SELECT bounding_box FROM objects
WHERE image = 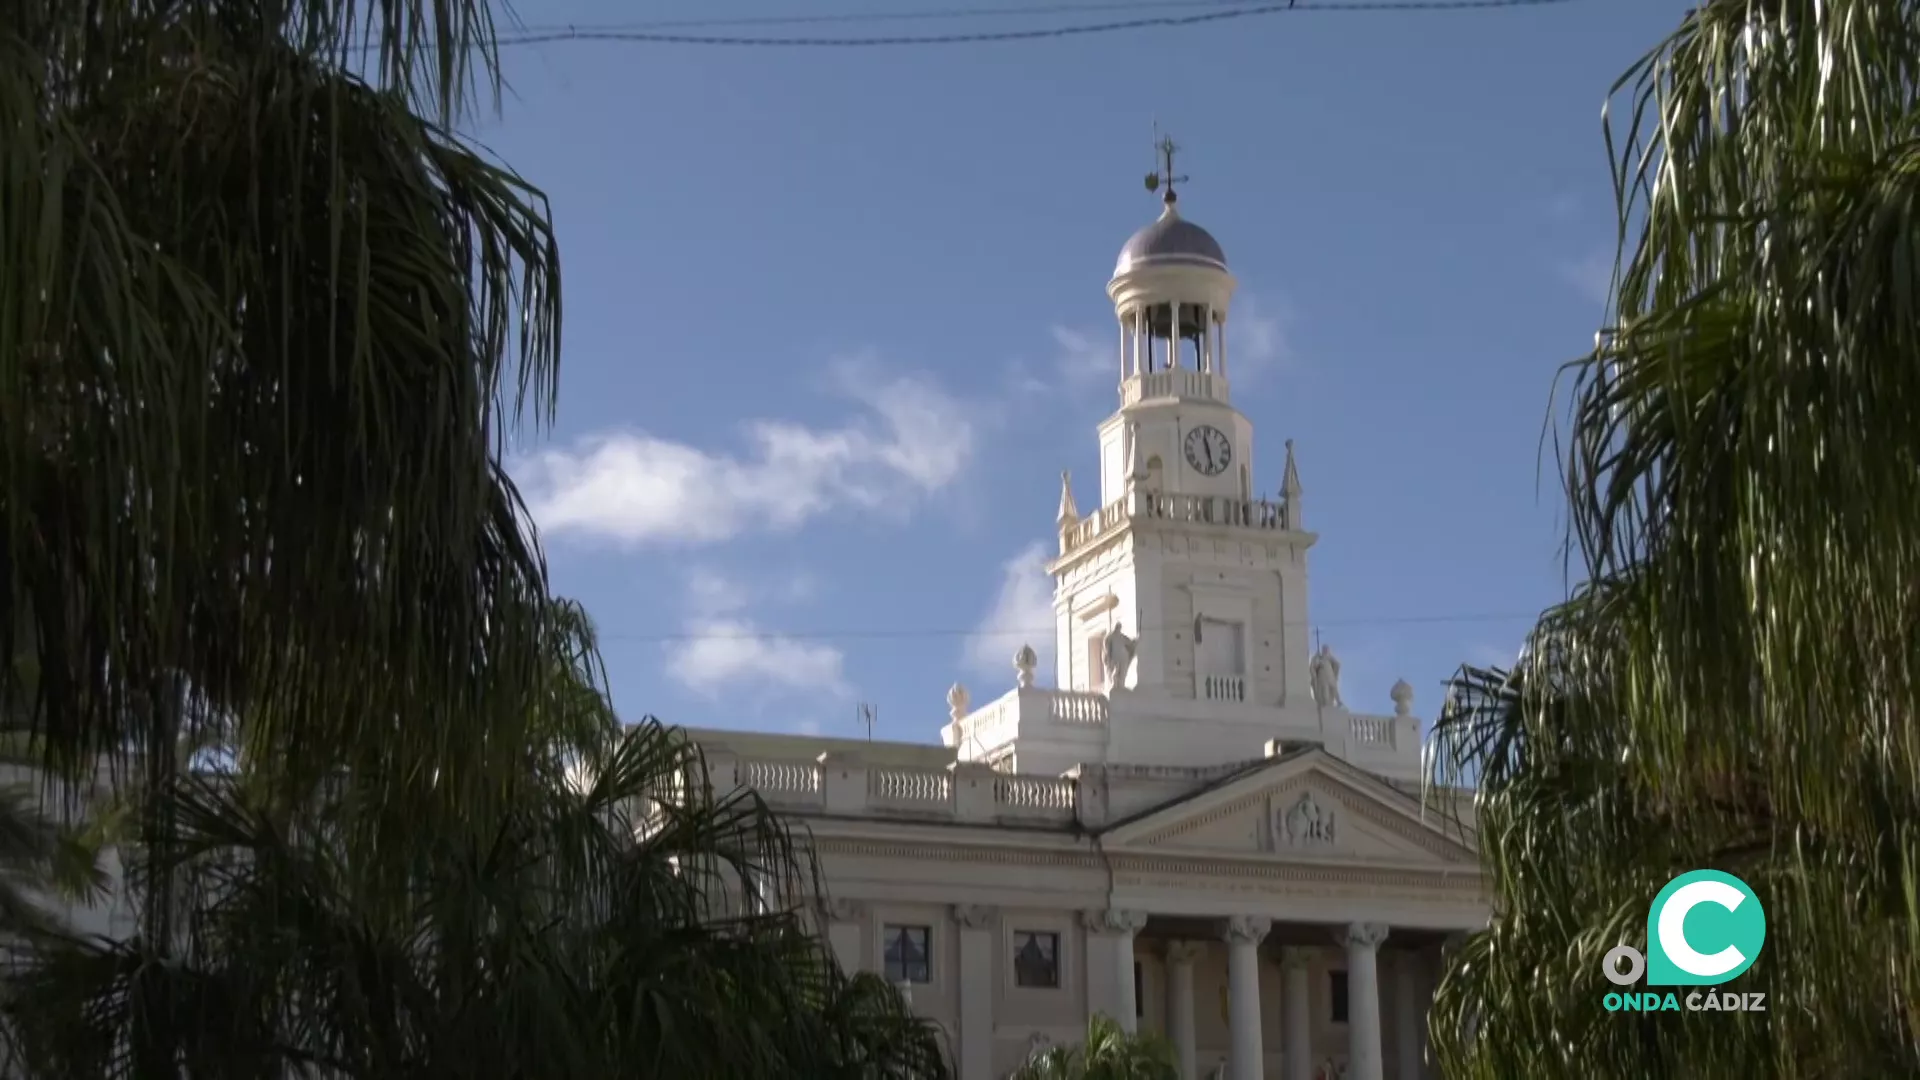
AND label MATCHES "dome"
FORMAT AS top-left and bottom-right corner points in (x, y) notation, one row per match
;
(1113, 200), (1228, 276)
